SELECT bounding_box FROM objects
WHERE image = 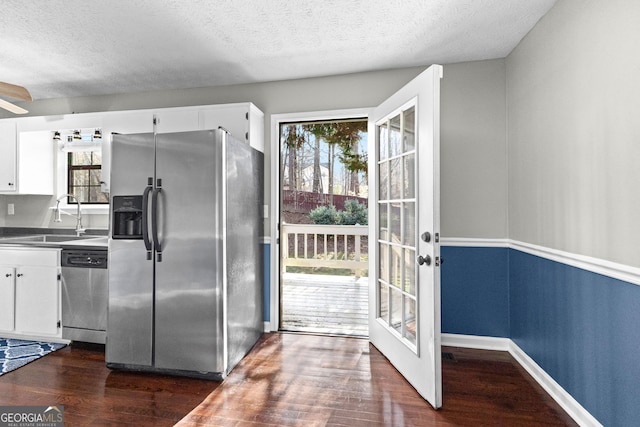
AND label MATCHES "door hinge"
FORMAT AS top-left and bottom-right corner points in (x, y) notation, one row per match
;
(57, 320), (61, 329)
(246, 112), (249, 120)
(57, 273), (61, 281)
